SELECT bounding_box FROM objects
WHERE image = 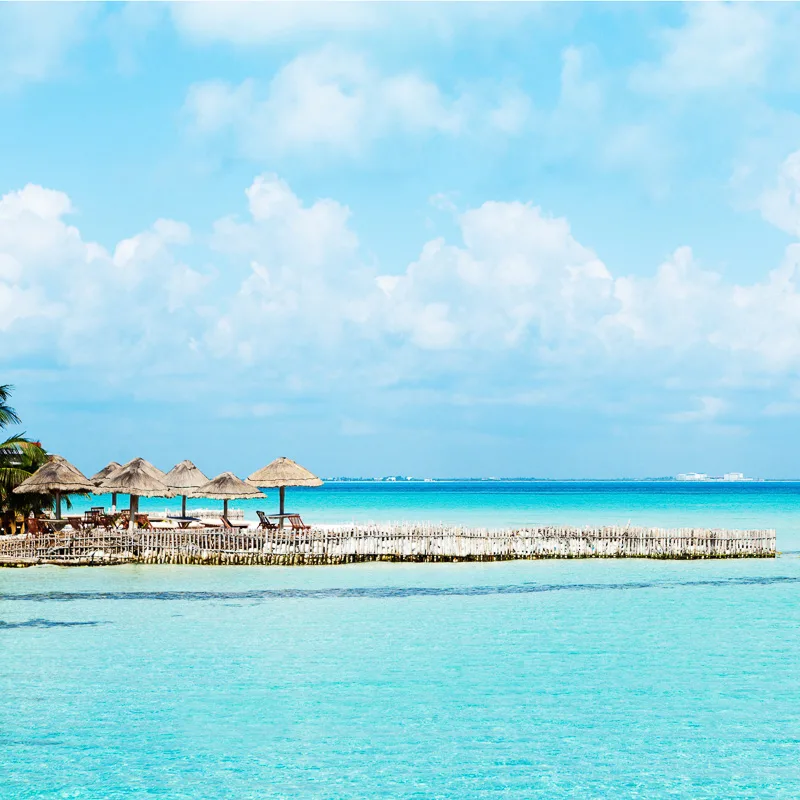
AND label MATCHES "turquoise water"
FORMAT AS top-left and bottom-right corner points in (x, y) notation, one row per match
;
(2, 558), (800, 798)
(75, 481), (800, 549)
